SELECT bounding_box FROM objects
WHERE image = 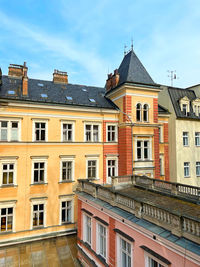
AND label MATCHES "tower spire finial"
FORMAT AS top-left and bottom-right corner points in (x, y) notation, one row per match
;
(124, 44), (127, 56)
(131, 38), (133, 51)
